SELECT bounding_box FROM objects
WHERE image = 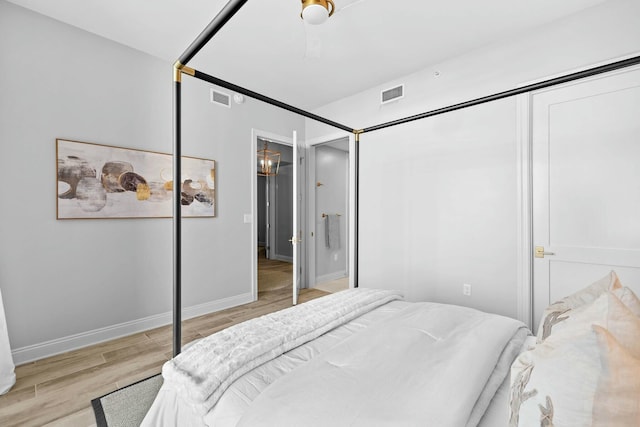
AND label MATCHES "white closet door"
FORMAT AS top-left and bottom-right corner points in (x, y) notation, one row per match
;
(531, 66), (640, 331)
